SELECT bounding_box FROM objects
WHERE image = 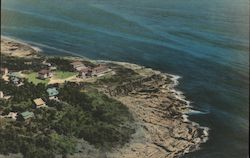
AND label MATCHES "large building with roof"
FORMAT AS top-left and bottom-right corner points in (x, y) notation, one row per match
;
(70, 61), (87, 71)
(78, 67), (92, 78)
